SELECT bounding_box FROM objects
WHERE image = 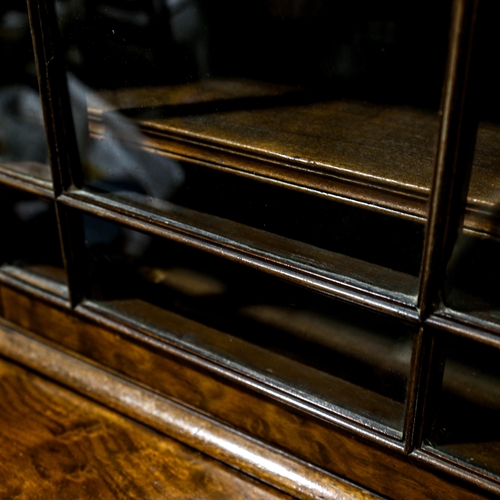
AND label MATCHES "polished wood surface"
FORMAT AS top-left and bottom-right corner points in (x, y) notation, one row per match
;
(0, 318), (382, 500)
(2, 1), (498, 498)
(0, 284), (492, 500)
(89, 79), (500, 238)
(0, 356), (295, 500)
